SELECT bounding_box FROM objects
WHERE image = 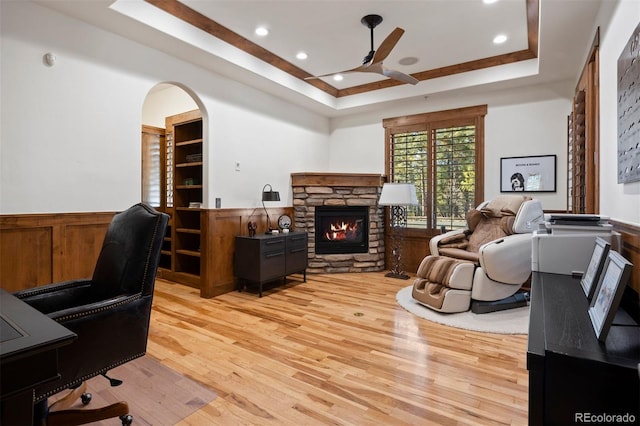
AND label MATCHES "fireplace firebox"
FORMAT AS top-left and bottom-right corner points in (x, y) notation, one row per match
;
(315, 206), (369, 254)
